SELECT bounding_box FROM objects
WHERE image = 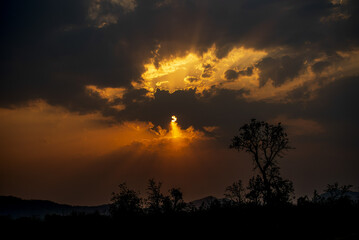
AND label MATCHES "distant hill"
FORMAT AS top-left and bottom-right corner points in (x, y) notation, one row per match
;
(4, 192), (358, 219)
(0, 196), (110, 219)
(189, 196), (217, 209)
(189, 196), (228, 209)
(1, 195), (226, 218)
(320, 191), (359, 201)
